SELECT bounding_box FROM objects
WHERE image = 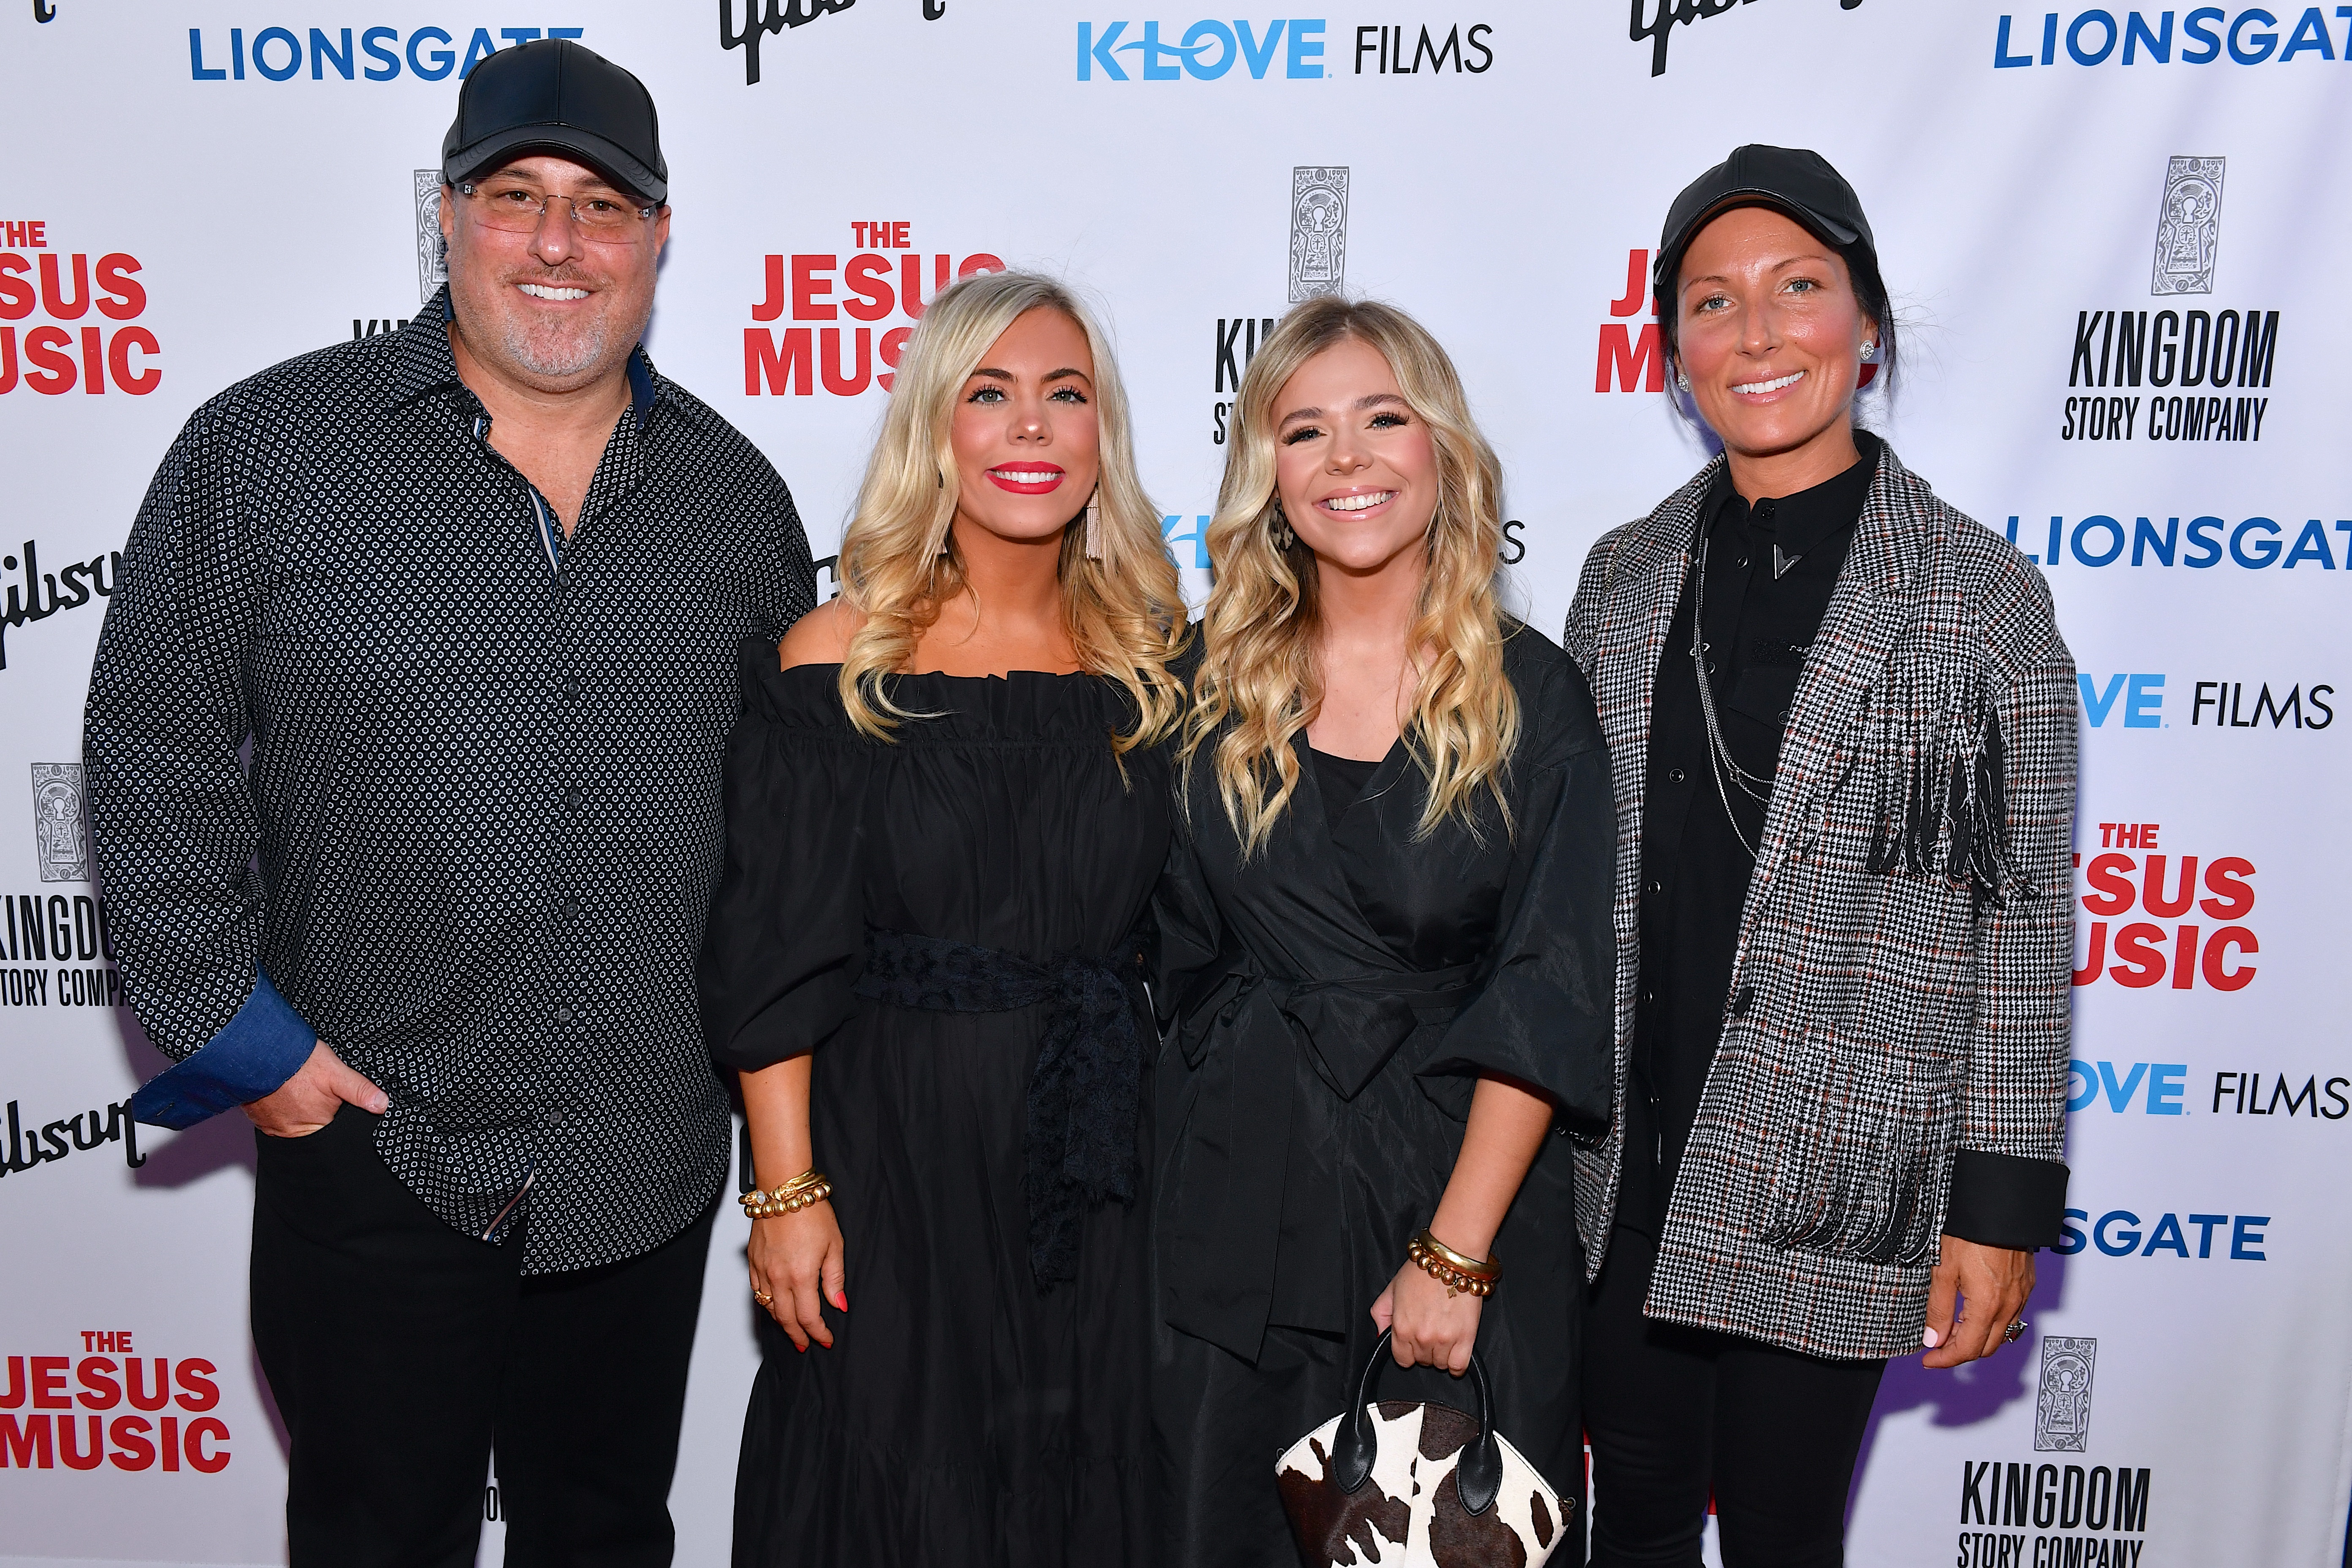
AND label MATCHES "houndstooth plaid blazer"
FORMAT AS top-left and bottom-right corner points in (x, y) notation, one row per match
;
(1563, 444), (2076, 1361)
